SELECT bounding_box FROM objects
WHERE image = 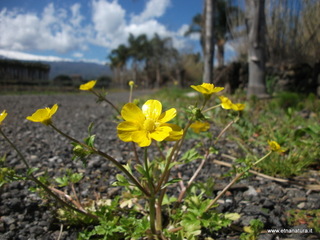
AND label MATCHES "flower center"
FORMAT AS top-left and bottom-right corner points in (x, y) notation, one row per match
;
(143, 119), (156, 132)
